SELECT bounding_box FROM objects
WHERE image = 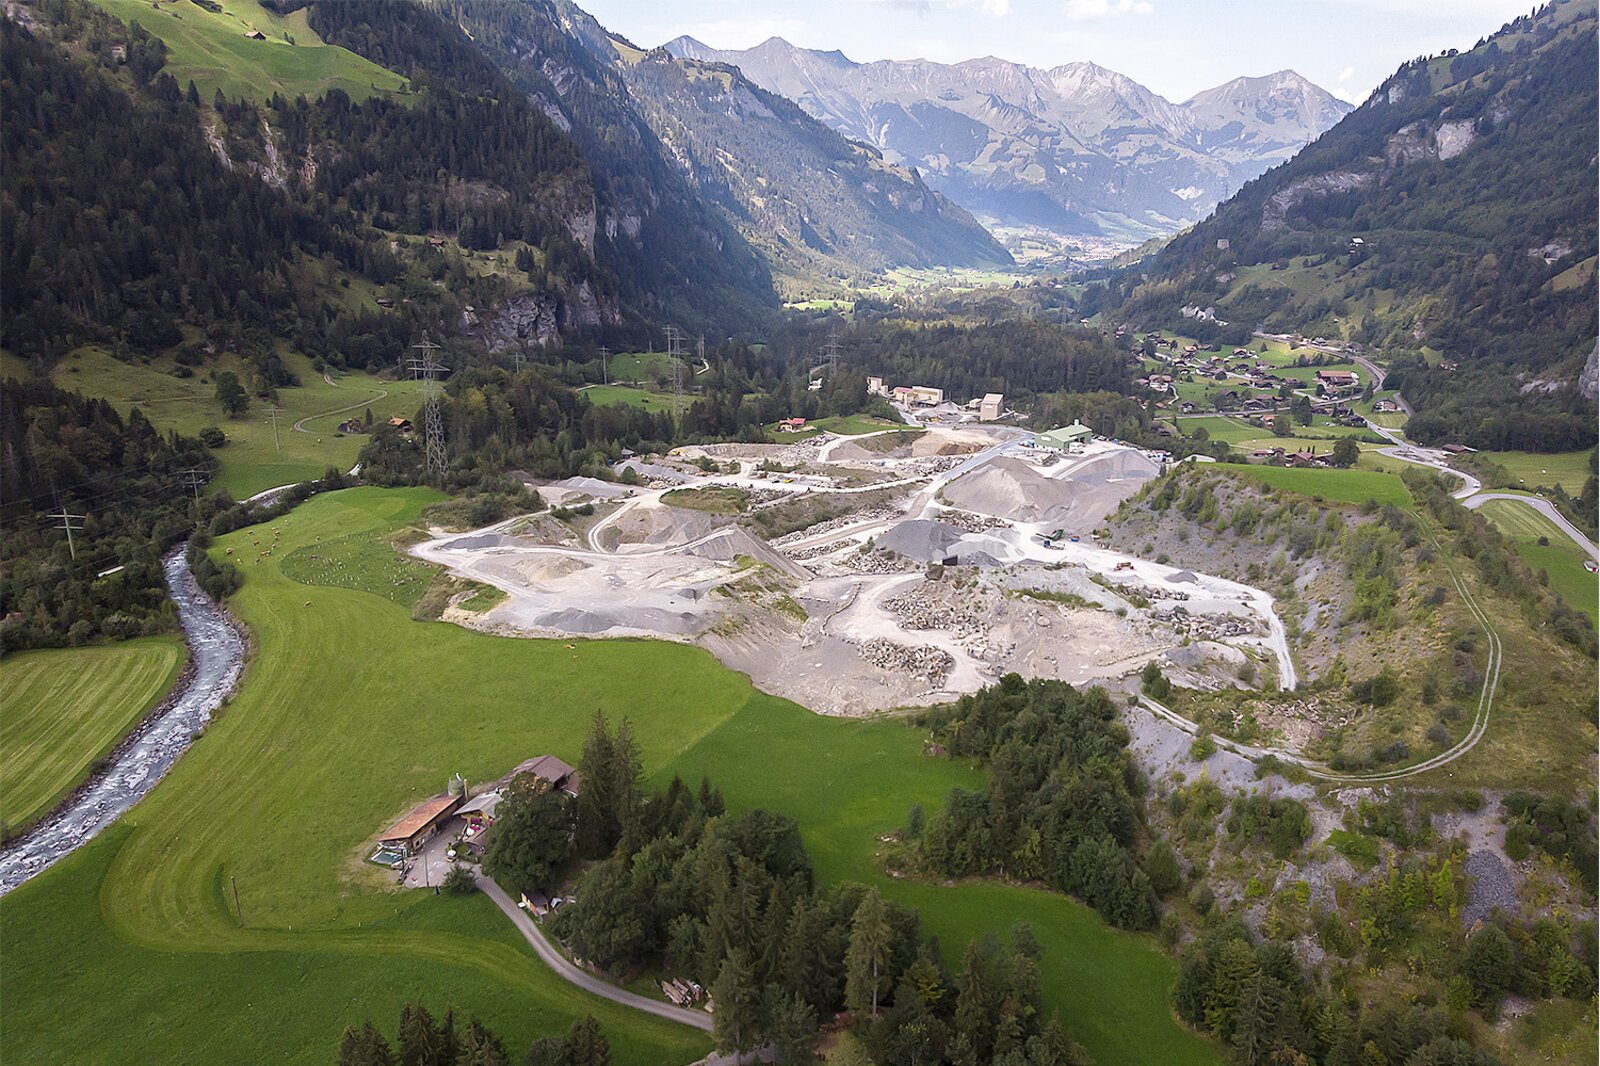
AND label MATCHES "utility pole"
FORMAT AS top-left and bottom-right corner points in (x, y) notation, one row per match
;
(511, 349), (525, 374)
(265, 406), (284, 451)
(179, 469), (207, 505)
(404, 336), (450, 480)
(50, 508), (83, 561)
(598, 345), (610, 386)
(231, 875), (243, 926)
